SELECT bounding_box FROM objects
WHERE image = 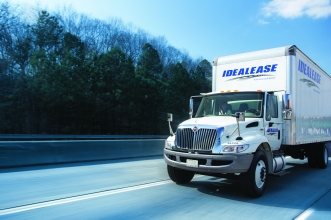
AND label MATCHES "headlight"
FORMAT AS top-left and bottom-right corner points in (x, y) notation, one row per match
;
(165, 140), (173, 149)
(165, 140), (171, 148)
(165, 135), (176, 149)
(222, 144), (249, 153)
